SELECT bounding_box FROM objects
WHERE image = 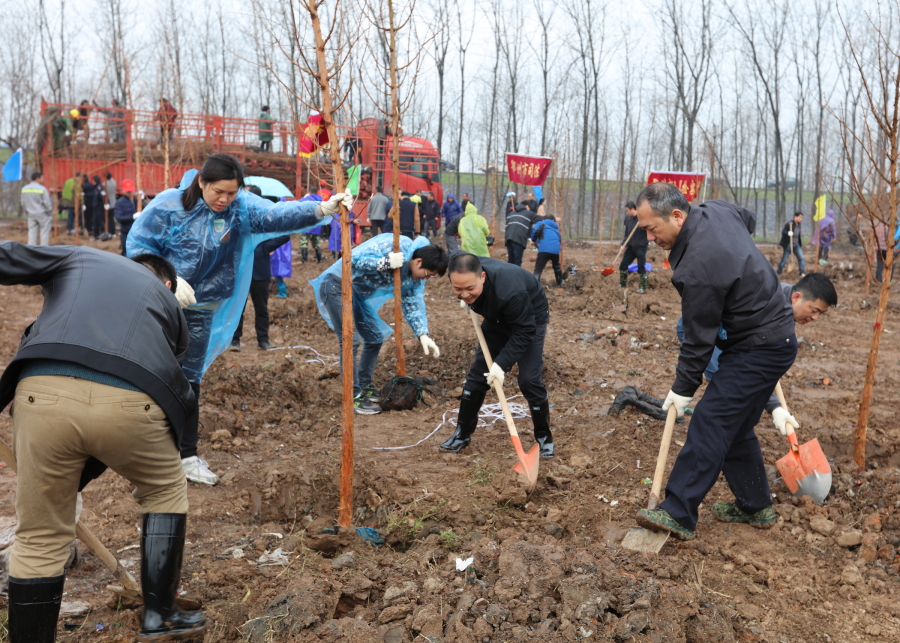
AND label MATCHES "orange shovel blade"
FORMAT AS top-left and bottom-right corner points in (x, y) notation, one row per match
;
(663, 258), (671, 269)
(509, 435), (540, 492)
(776, 433), (832, 504)
(601, 265), (615, 276)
